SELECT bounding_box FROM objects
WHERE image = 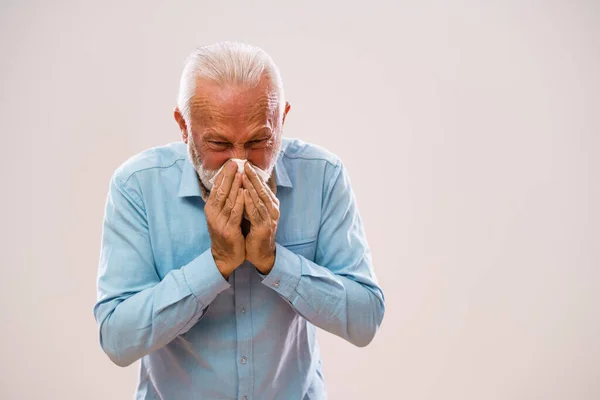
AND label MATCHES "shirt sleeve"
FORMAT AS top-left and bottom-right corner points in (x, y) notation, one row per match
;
(260, 160), (385, 347)
(93, 174), (231, 367)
